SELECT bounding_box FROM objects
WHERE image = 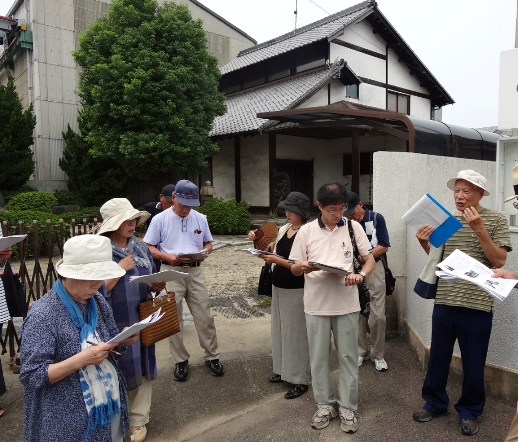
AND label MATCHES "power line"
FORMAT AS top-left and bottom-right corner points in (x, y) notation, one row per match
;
(309, 0), (330, 15)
